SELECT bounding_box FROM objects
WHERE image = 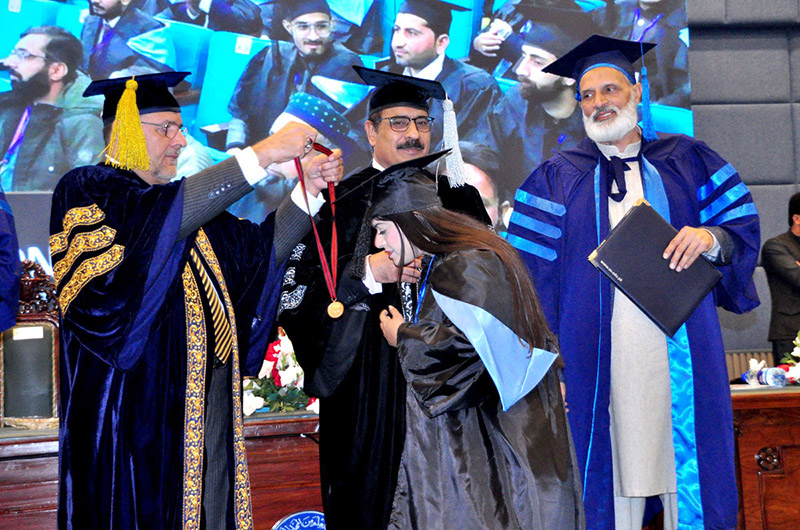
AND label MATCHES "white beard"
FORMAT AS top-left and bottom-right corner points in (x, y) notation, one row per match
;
(582, 93), (639, 145)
